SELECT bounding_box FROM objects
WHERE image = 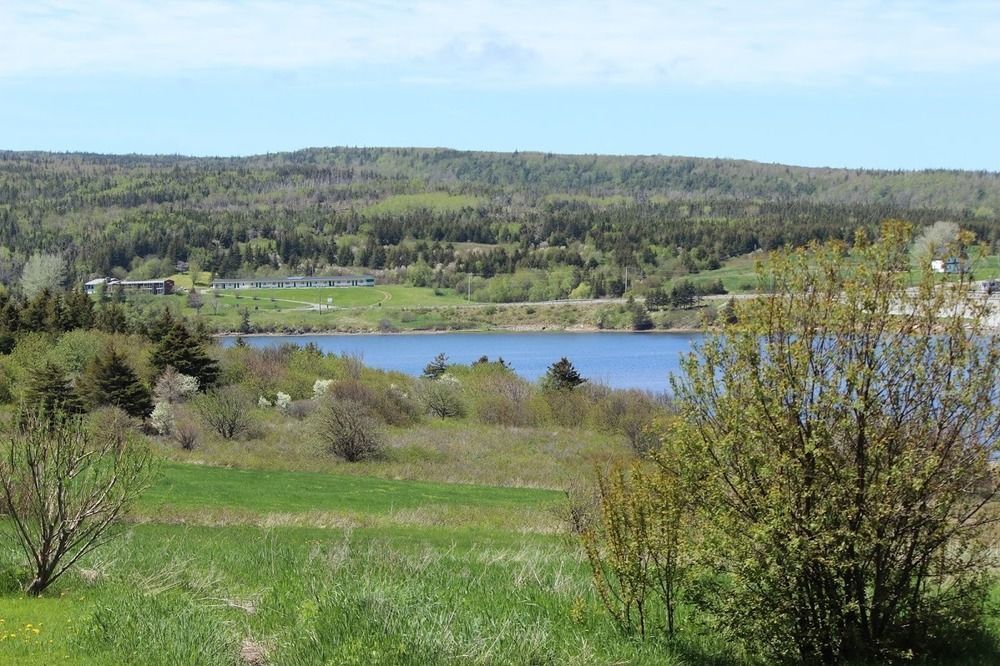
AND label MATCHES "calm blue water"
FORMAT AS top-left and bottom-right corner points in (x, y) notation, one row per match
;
(220, 332), (704, 392)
